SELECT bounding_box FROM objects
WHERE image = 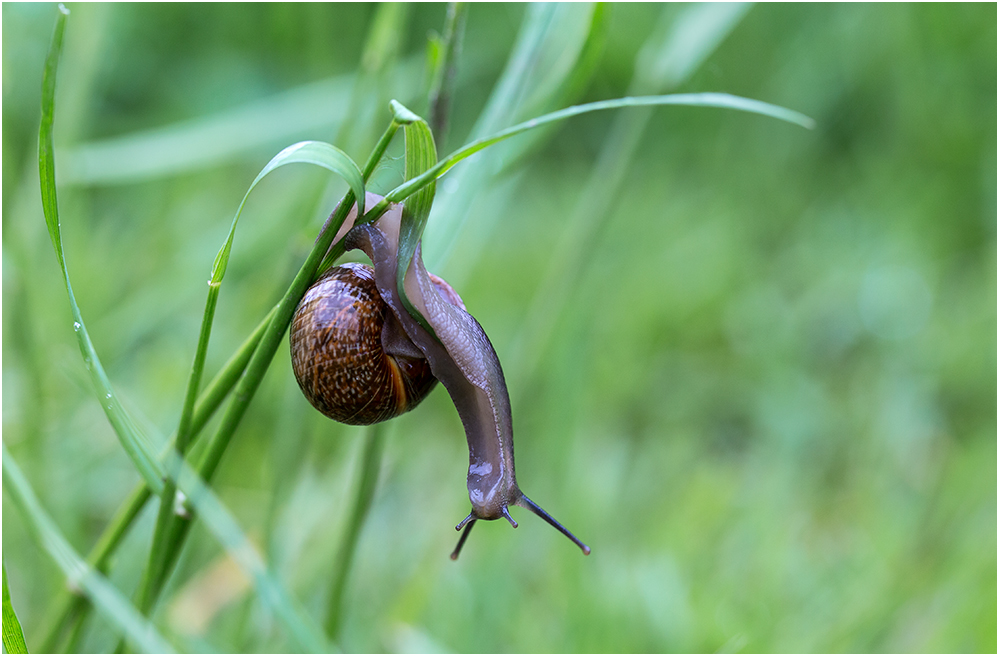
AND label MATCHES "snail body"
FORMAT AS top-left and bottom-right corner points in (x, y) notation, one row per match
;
(291, 192), (589, 558)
